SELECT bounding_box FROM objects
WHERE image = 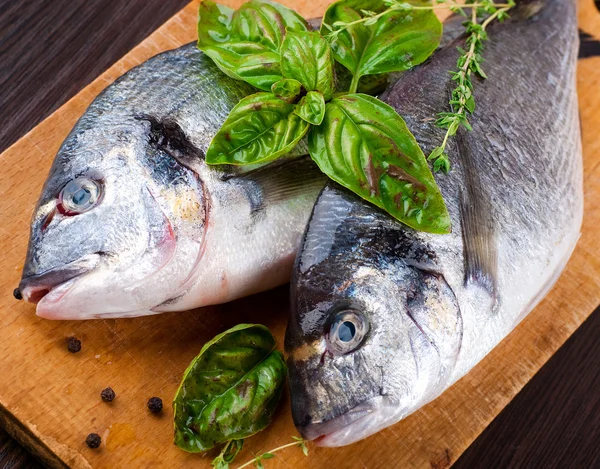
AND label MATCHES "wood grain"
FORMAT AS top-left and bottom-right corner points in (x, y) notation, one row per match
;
(455, 304), (600, 469)
(0, 0), (188, 154)
(0, 1), (599, 468)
